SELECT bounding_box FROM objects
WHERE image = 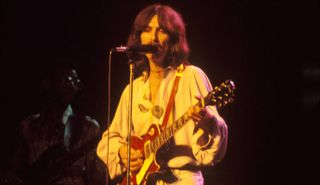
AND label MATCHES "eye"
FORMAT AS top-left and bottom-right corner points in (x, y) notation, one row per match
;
(159, 28), (164, 33)
(75, 78), (81, 84)
(65, 76), (81, 84)
(158, 28), (167, 34)
(142, 26), (151, 32)
(66, 76), (73, 82)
